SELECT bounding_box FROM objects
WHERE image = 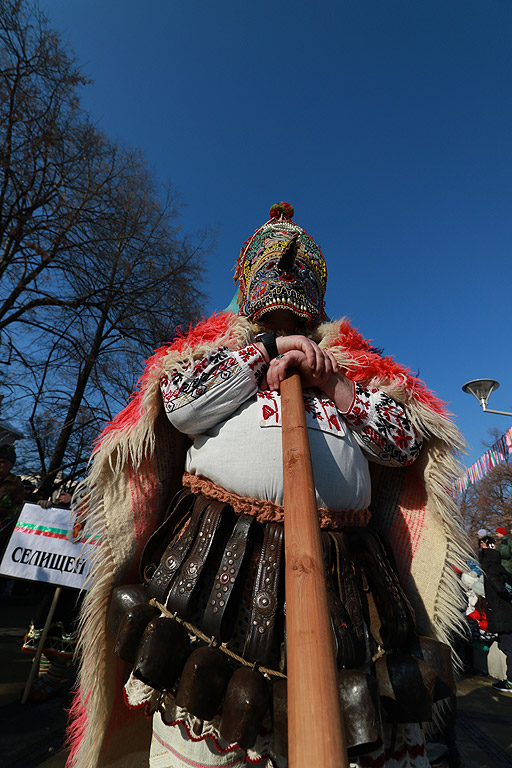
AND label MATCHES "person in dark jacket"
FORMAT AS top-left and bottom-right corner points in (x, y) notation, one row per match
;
(0, 443), (24, 526)
(480, 535), (512, 692)
(495, 526), (512, 577)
